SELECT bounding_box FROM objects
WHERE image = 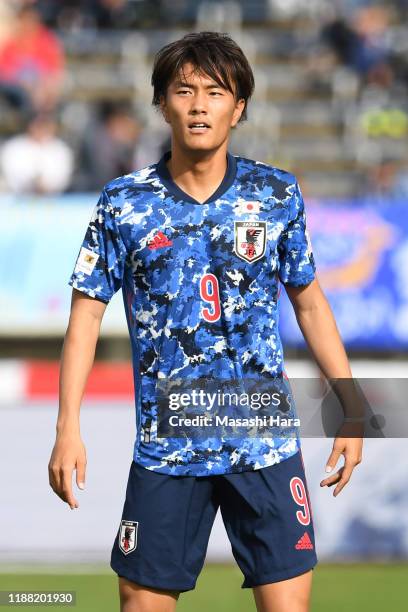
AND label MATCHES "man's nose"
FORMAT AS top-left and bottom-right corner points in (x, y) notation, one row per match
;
(190, 90), (208, 113)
